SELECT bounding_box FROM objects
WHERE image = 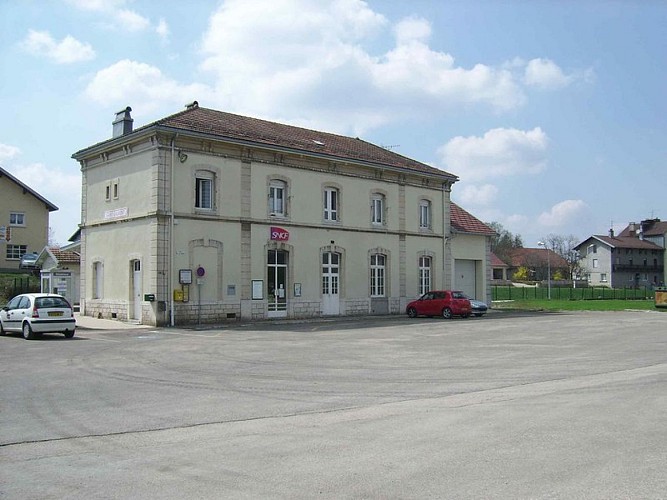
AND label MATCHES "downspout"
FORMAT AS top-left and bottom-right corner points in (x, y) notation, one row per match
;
(169, 135), (178, 326)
